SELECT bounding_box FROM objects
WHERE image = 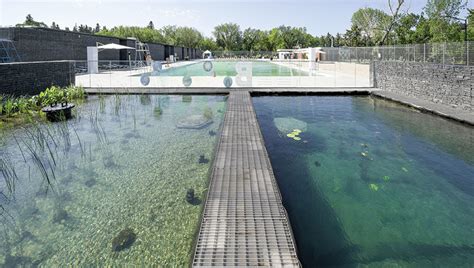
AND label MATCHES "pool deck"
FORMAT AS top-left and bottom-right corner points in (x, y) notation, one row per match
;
(192, 91), (300, 267)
